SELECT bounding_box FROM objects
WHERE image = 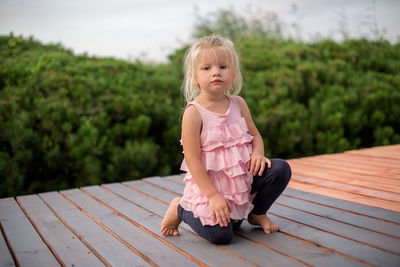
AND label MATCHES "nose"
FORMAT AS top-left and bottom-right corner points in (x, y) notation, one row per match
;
(212, 66), (221, 76)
